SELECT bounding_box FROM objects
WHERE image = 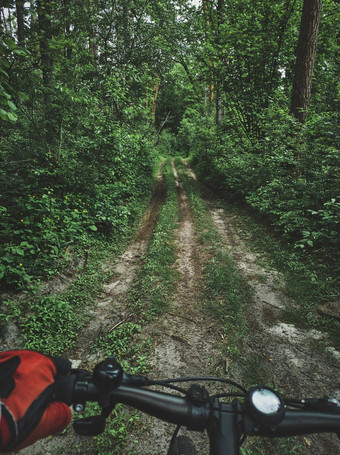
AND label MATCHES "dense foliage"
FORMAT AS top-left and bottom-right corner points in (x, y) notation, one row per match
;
(1, 0), (339, 291)
(170, 0), (339, 279)
(0, 0), (179, 290)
